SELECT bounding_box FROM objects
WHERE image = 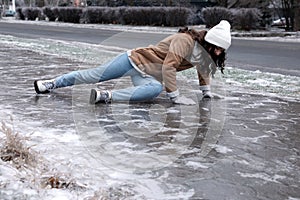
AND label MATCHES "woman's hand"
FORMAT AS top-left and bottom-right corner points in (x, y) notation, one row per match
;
(171, 95), (196, 105)
(202, 90), (212, 98)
